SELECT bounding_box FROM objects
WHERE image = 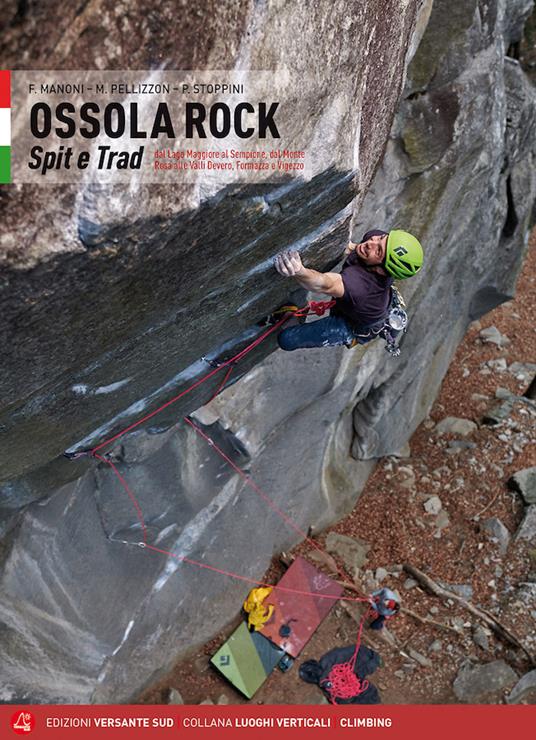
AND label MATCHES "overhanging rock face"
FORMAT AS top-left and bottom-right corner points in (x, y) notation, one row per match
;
(0, 0), (423, 704)
(0, 0), (419, 484)
(1, 0), (535, 704)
